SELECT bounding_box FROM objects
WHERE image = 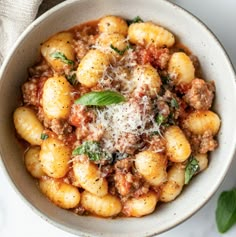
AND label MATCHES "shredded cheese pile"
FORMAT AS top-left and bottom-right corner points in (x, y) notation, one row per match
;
(95, 96), (160, 152)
